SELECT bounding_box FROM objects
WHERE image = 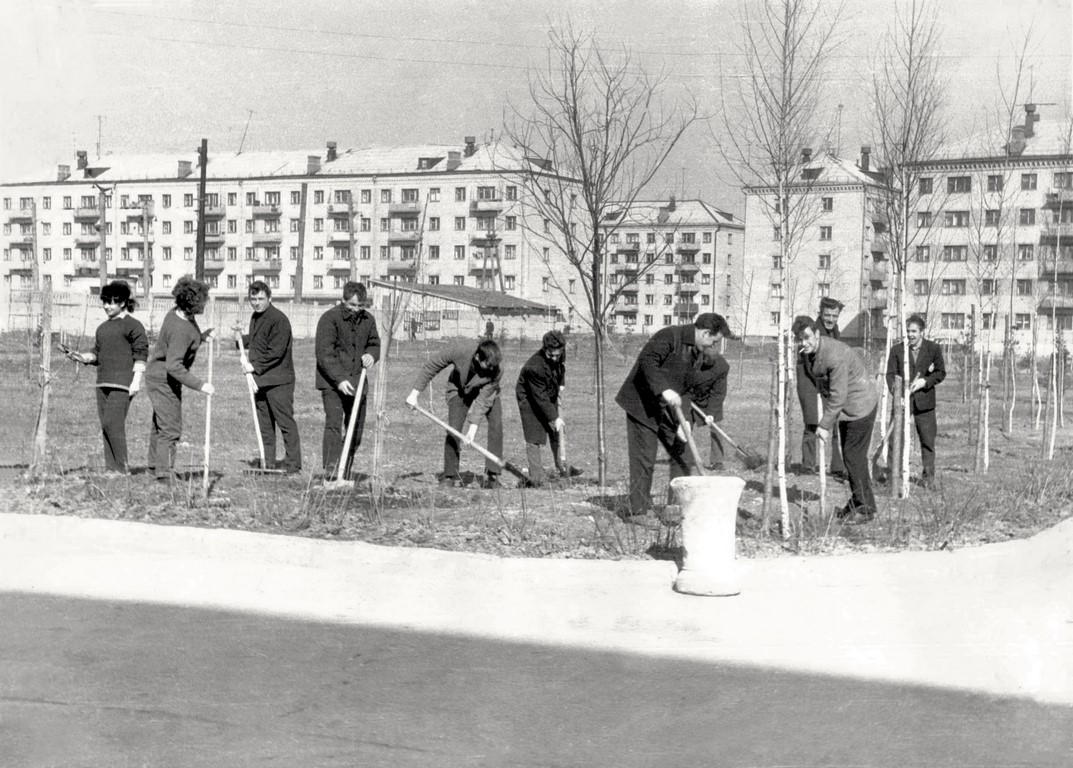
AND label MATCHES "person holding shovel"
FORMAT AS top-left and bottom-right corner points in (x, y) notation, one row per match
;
(615, 312), (729, 525)
(687, 345), (731, 471)
(315, 281), (380, 480)
(64, 280), (149, 474)
(406, 338), (503, 489)
(145, 276), (215, 482)
(515, 330), (567, 487)
(236, 280), (301, 474)
(796, 297), (846, 477)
